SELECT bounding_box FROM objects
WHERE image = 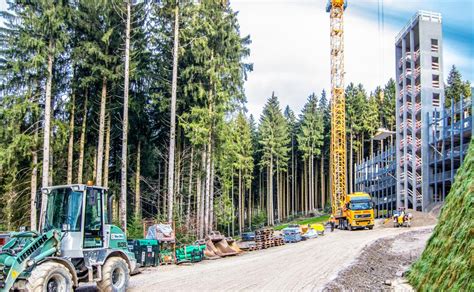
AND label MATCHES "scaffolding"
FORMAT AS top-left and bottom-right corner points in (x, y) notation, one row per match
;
(355, 147), (397, 218)
(355, 96), (473, 215)
(429, 97), (473, 204)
